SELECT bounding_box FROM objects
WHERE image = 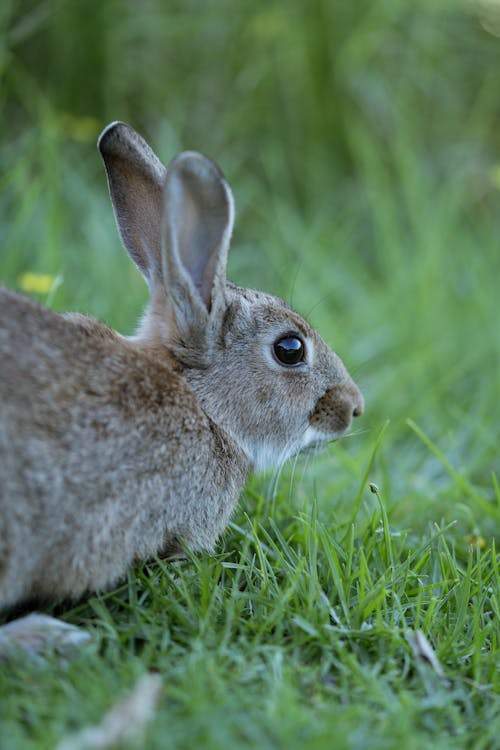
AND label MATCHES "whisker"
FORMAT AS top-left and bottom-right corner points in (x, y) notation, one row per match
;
(288, 437), (304, 501)
(267, 435), (296, 503)
(266, 420), (368, 510)
(304, 294), (334, 322)
(300, 449), (312, 488)
(287, 260), (304, 311)
(340, 427), (372, 439)
(347, 358), (374, 379)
